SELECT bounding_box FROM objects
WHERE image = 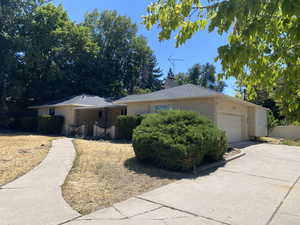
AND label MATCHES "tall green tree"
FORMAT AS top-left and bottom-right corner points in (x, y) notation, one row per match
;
(175, 72), (189, 85)
(235, 85), (284, 121)
(188, 64), (201, 85)
(12, 4), (97, 108)
(1, 2), (98, 115)
(143, 0), (300, 119)
(175, 63), (226, 92)
(0, 0), (43, 113)
(139, 55), (163, 92)
(0, 2), (163, 123)
(84, 10), (162, 97)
